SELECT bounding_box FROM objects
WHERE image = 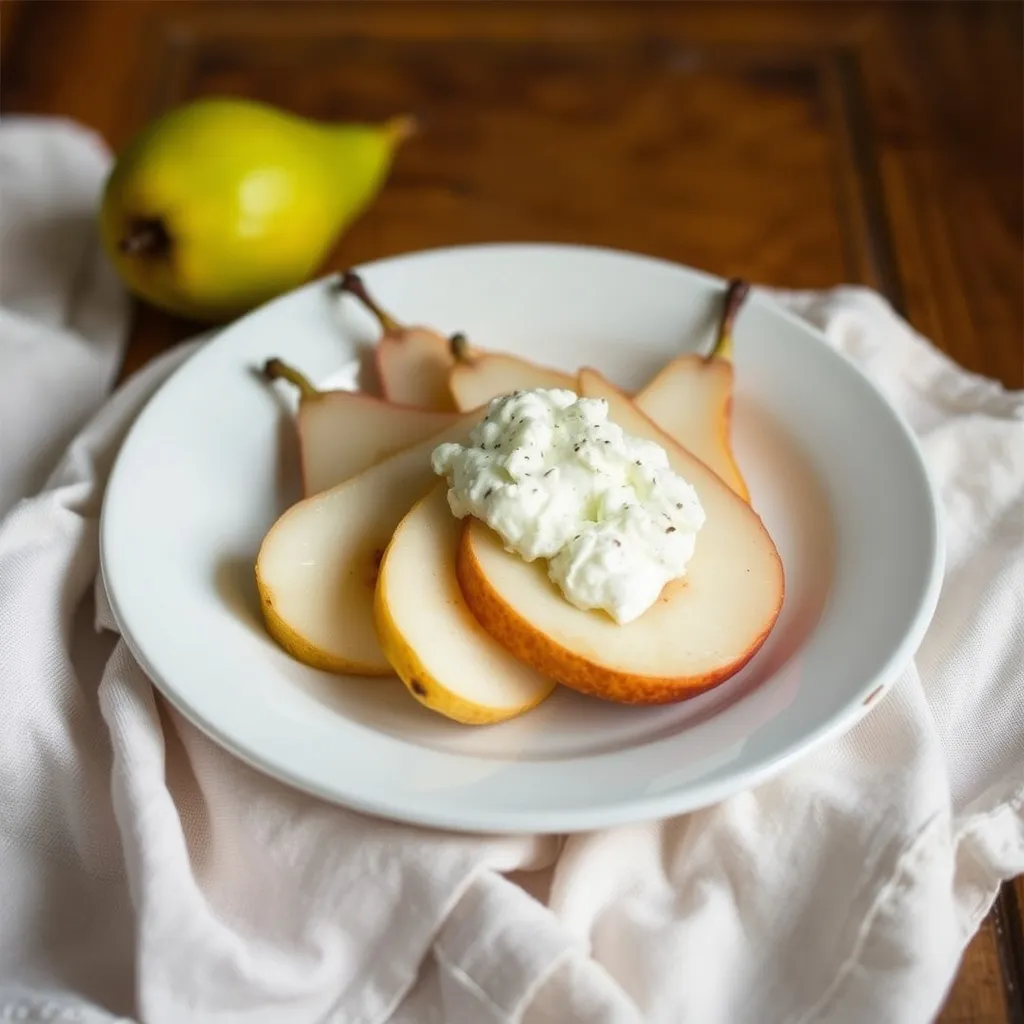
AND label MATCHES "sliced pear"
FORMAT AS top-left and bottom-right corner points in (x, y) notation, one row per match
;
(263, 357), (456, 495)
(337, 270), (458, 411)
(457, 368), (784, 705)
(375, 482), (557, 723)
(256, 415), (477, 674)
(447, 333), (575, 411)
(636, 280), (750, 501)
